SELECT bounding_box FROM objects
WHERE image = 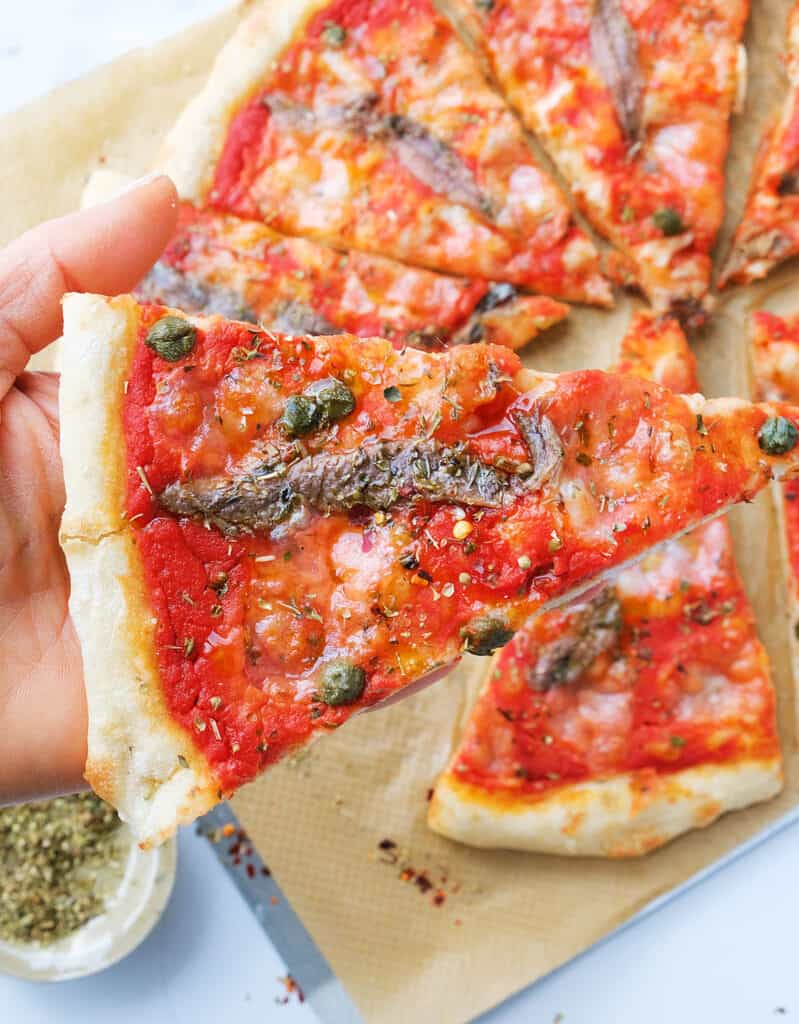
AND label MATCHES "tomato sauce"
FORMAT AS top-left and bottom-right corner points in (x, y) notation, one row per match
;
(452, 517), (779, 799)
(124, 307), (786, 791)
